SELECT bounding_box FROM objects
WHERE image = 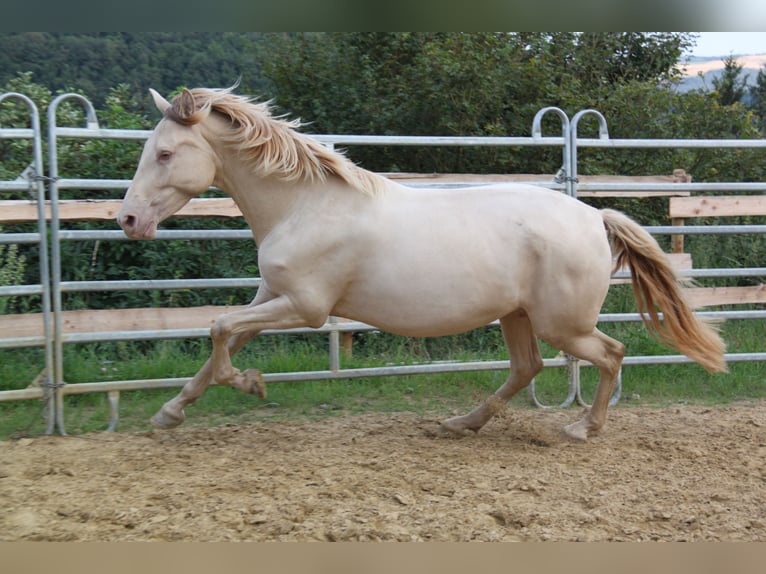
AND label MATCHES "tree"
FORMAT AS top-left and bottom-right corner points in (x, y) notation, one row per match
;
(0, 33), (269, 108)
(260, 32), (698, 174)
(748, 64), (766, 135)
(712, 55), (748, 106)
